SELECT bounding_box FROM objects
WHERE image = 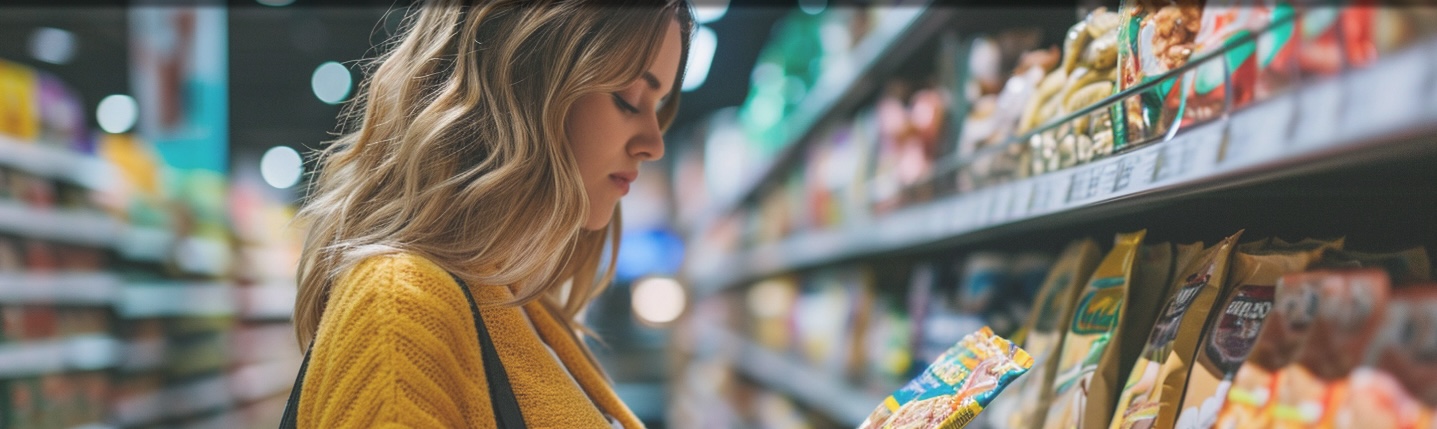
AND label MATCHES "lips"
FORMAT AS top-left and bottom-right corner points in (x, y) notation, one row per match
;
(610, 172), (637, 195)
